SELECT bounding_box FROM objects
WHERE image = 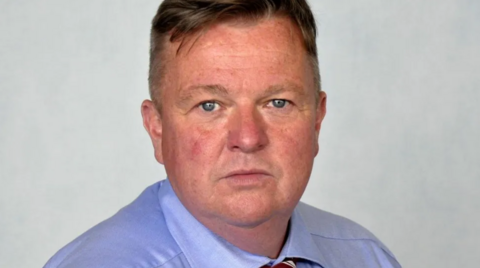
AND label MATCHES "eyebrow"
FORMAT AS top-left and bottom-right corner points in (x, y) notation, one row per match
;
(262, 83), (306, 98)
(177, 84), (229, 105)
(176, 82), (306, 106)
